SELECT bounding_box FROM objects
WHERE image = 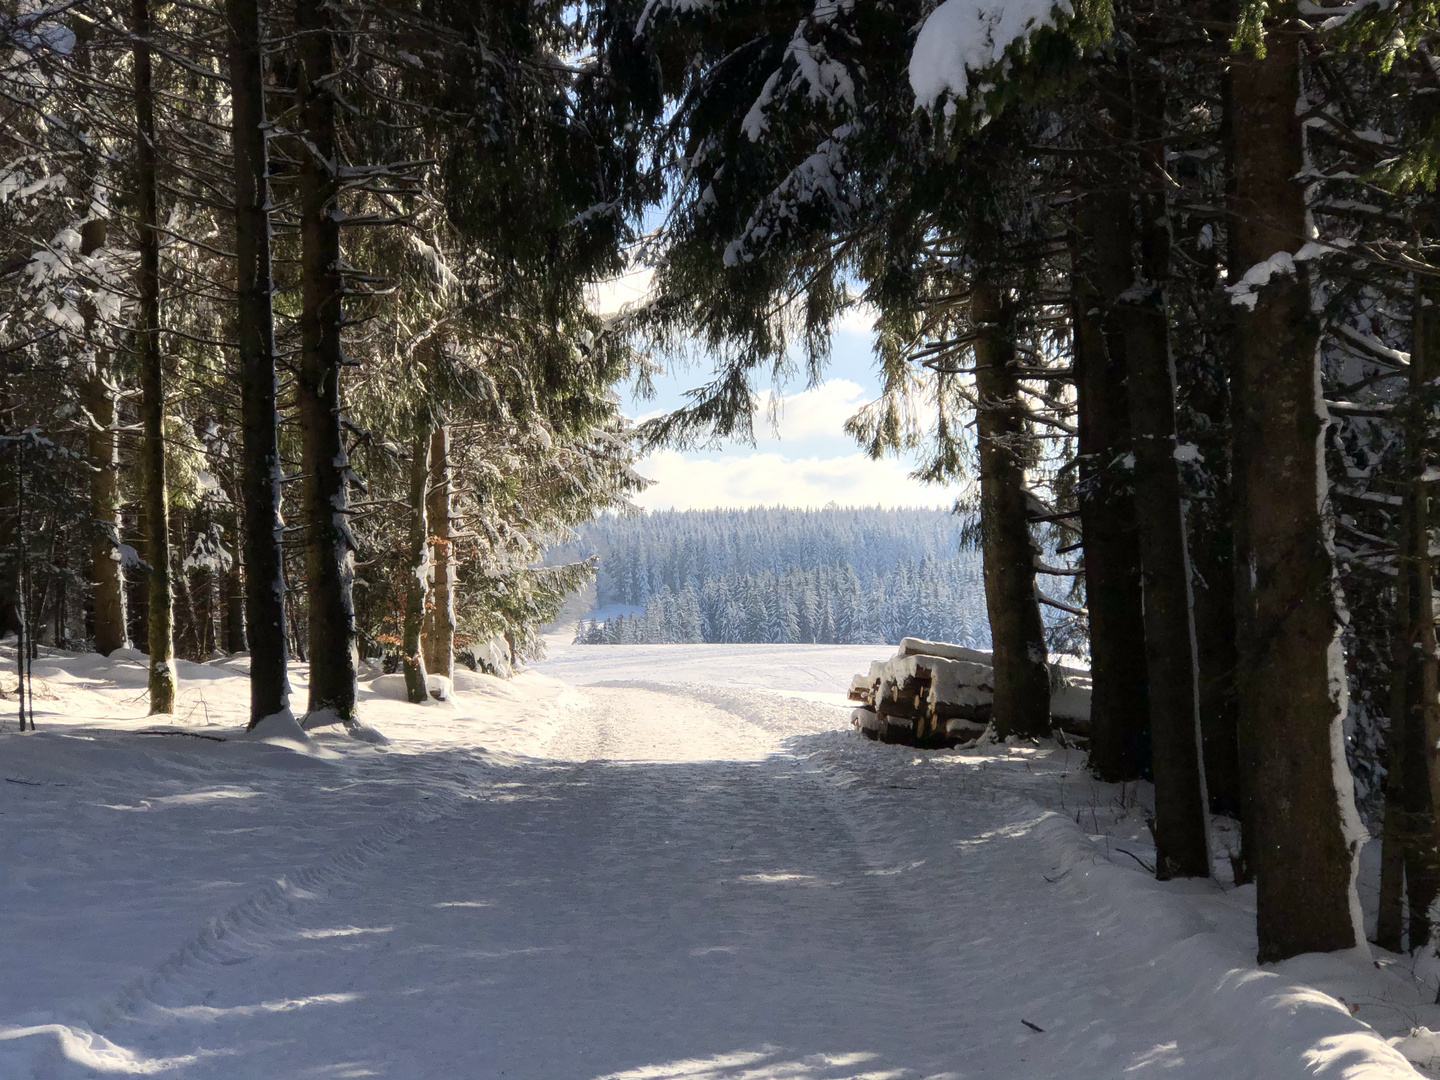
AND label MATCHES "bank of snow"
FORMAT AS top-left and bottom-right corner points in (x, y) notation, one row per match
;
(0, 642), (1431, 1078)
